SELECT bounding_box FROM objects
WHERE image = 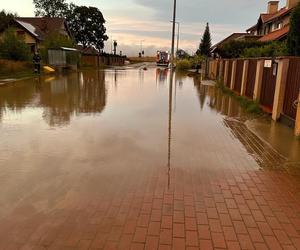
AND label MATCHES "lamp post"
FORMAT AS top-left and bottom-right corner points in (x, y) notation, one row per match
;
(170, 0), (177, 68)
(170, 21), (180, 58)
(140, 40), (145, 57)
